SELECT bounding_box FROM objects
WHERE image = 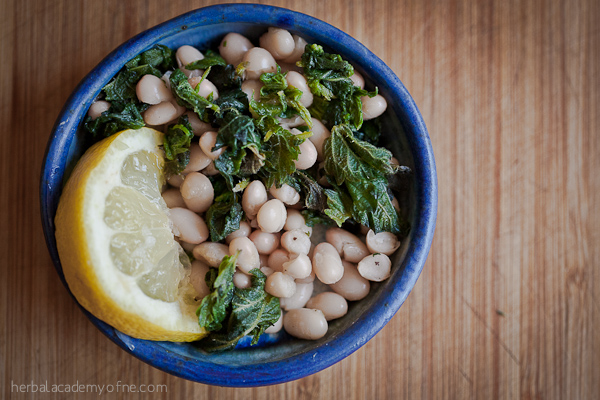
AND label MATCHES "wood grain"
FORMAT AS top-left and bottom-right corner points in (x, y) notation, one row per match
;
(1, 0), (598, 398)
